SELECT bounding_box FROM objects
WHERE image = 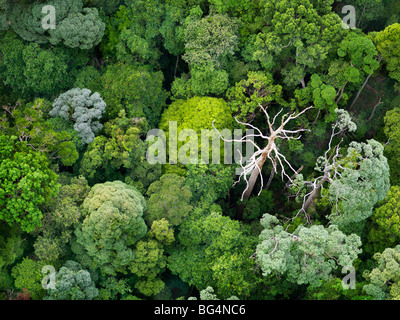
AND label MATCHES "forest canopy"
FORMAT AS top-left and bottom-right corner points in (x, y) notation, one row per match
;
(0, 0), (400, 302)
